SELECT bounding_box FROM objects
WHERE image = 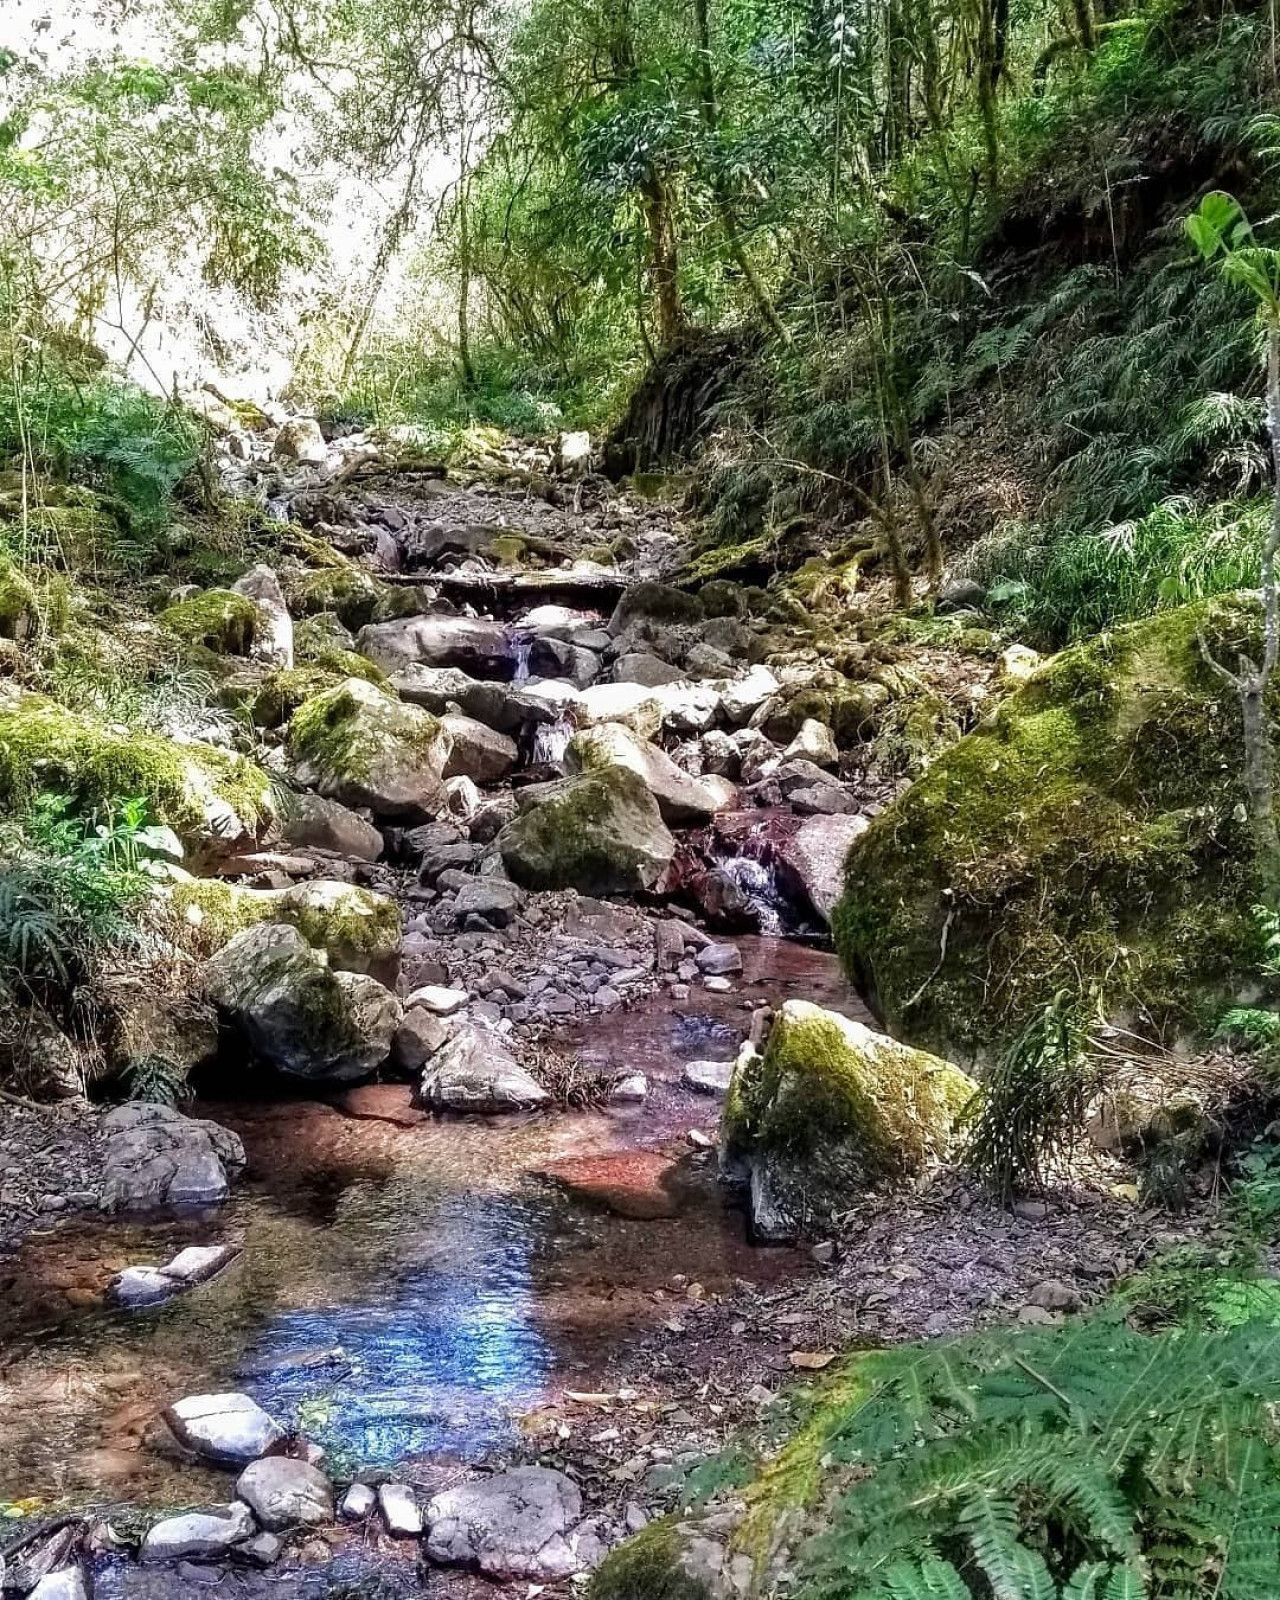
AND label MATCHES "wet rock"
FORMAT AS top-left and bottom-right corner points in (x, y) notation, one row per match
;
(163, 1392), (284, 1466)
(100, 1103), (246, 1212)
(542, 1151), (681, 1220)
(232, 564), (293, 669)
(442, 714), (519, 784)
(378, 1482), (423, 1537)
(280, 793), (383, 862)
(390, 1008), (452, 1073)
(683, 1059), (735, 1095)
(569, 722), (724, 826)
(783, 718), (839, 769)
(424, 1466), (589, 1581)
(288, 677), (453, 823)
(423, 1023), (549, 1112)
(529, 635), (601, 688)
(499, 768), (676, 896)
(236, 1457), (334, 1530)
(111, 1243), (240, 1307)
(393, 664), (557, 734)
(452, 877), (524, 928)
(28, 1571), (88, 1600)
(696, 944), (742, 976)
(357, 614), (514, 678)
(341, 1482), (377, 1520)
(142, 1502), (257, 1563)
(203, 923), (402, 1081)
